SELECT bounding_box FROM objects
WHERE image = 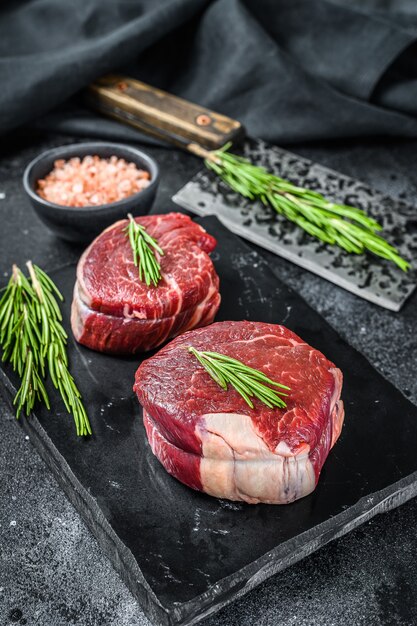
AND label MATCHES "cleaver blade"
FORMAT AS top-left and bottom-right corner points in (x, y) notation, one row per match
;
(173, 139), (416, 312)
